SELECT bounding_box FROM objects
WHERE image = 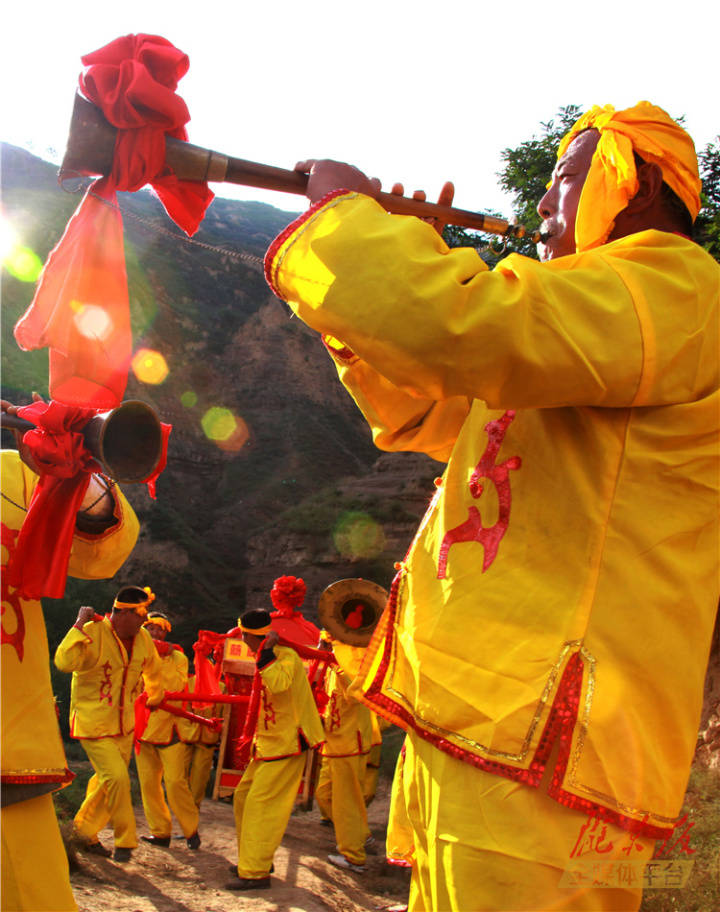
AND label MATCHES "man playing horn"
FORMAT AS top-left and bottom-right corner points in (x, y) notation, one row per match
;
(54, 586), (164, 863)
(1, 400), (139, 912)
(226, 608), (324, 892)
(315, 631), (374, 873)
(136, 610), (201, 851)
(264, 103), (719, 910)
